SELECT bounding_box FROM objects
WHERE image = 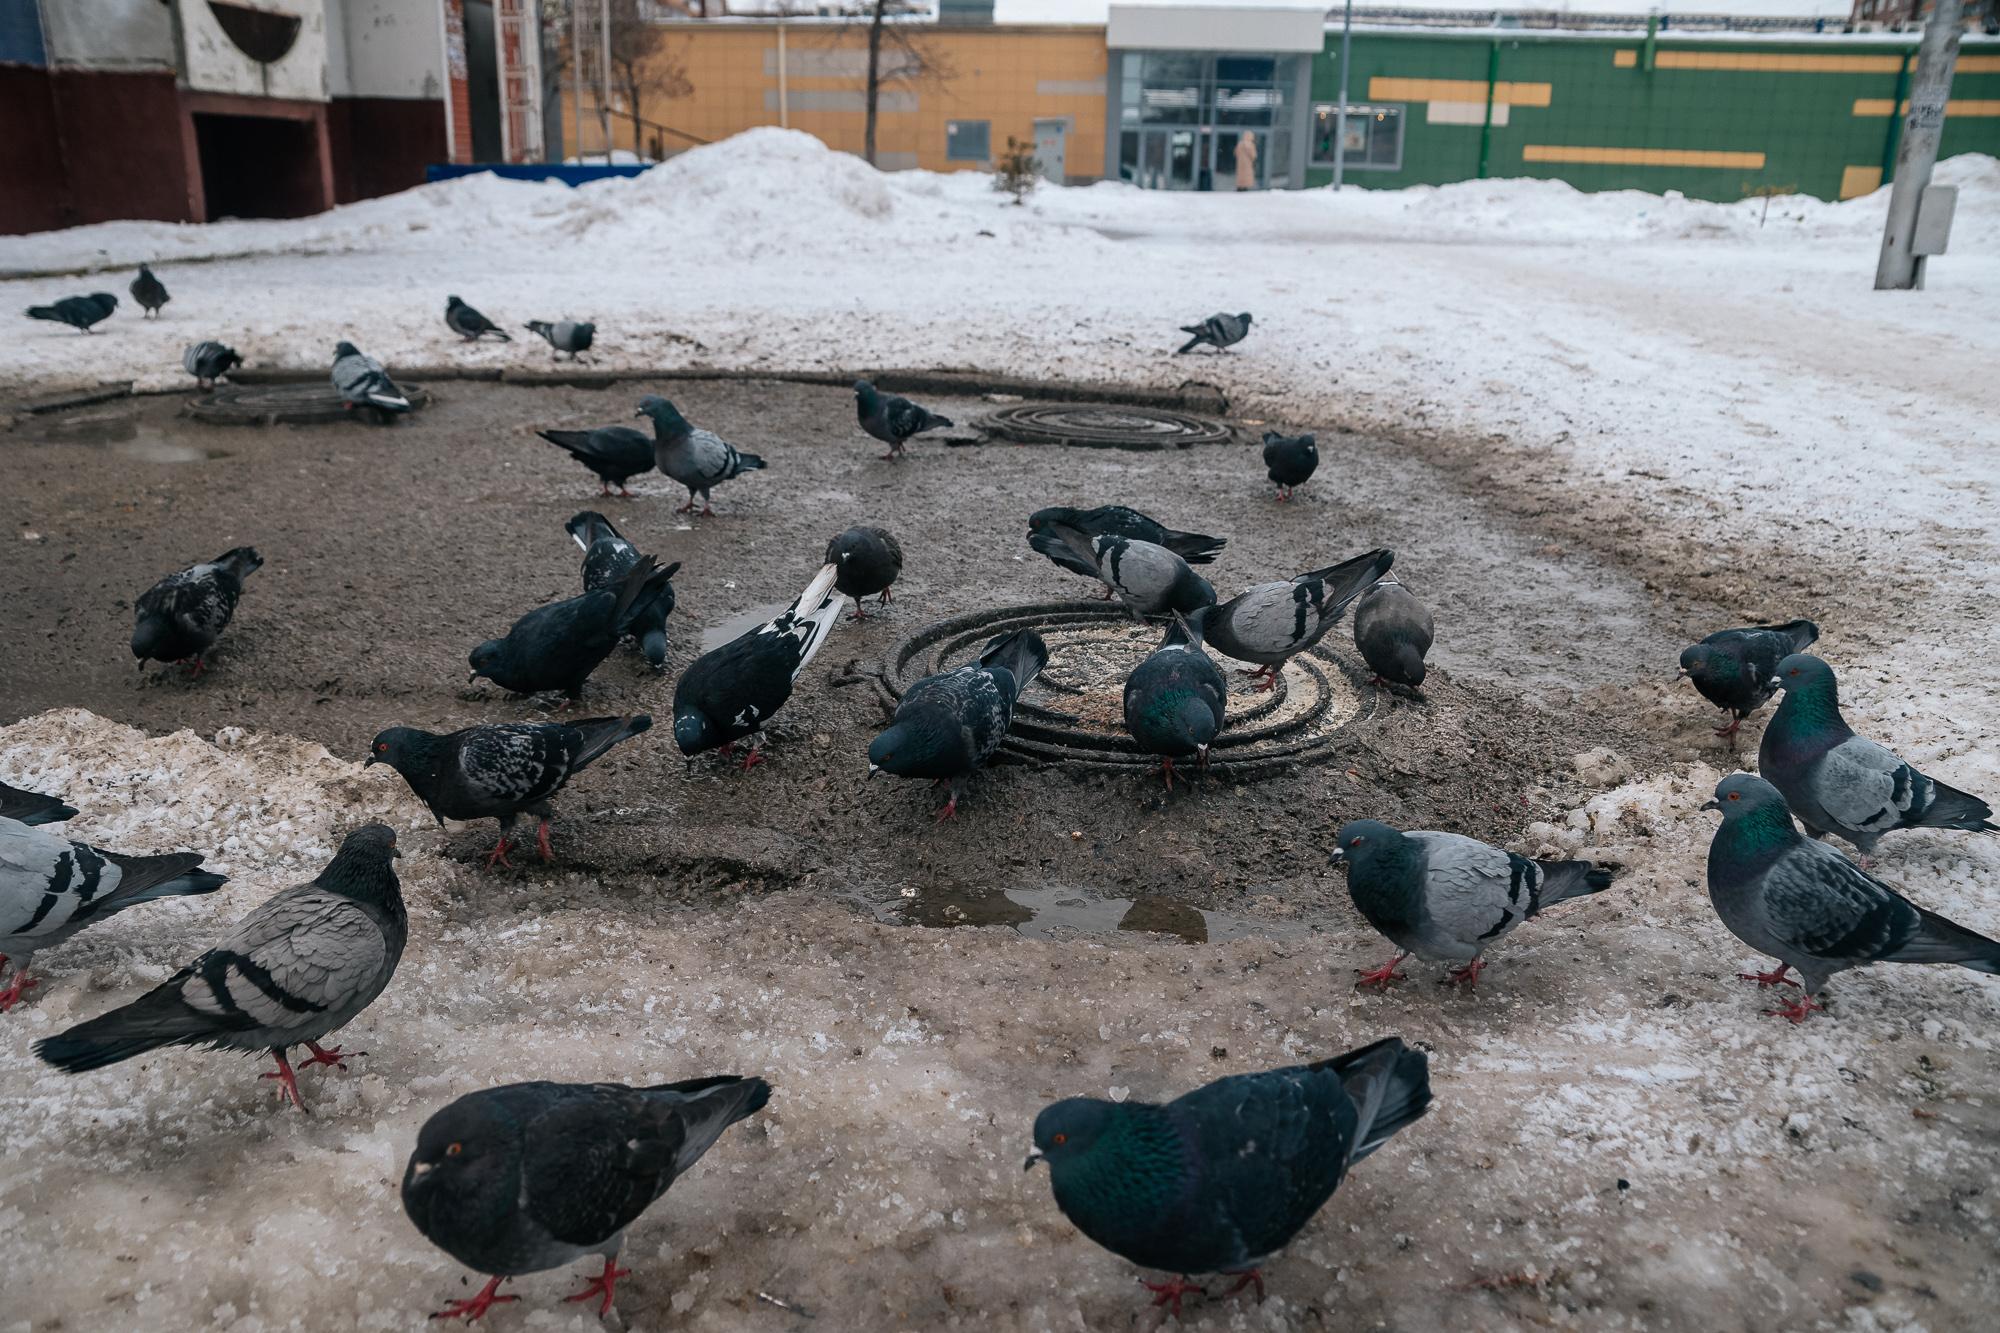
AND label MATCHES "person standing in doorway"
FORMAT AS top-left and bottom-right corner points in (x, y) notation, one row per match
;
(1235, 132), (1259, 191)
